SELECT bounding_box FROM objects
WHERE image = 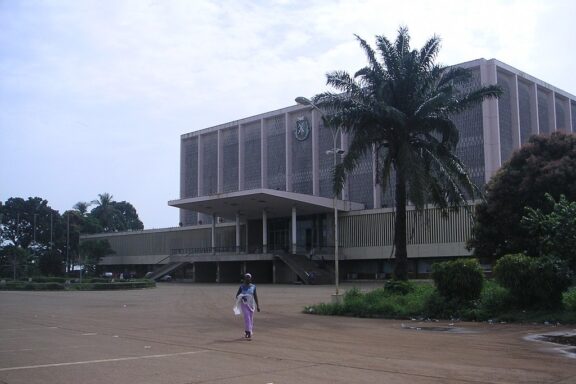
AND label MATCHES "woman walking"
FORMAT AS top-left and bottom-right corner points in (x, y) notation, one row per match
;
(235, 273), (260, 339)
